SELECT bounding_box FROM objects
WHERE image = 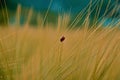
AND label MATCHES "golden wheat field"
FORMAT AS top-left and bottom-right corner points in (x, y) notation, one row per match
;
(0, 25), (120, 80)
(0, 0), (120, 80)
